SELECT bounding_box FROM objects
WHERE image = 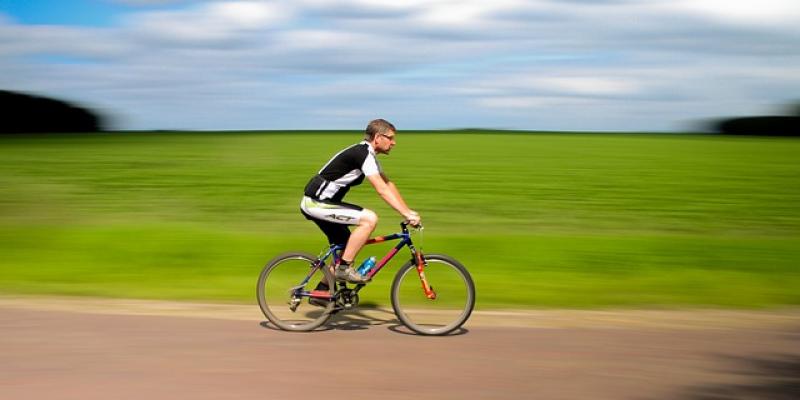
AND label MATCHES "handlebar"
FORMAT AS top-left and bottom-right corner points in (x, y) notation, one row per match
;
(401, 221), (423, 230)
